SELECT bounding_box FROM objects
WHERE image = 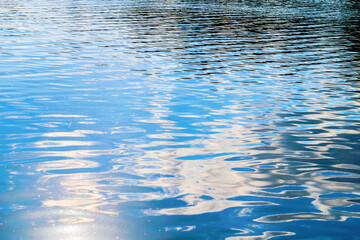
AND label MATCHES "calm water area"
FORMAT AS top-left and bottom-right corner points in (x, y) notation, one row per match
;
(1, 0), (360, 239)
